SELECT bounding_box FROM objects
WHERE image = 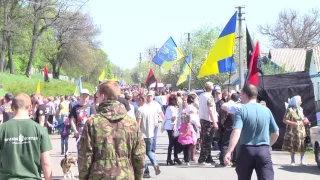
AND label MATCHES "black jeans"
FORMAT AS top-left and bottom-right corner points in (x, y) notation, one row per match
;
(167, 130), (178, 160)
(61, 135), (69, 153)
(219, 129), (236, 165)
(47, 115), (54, 134)
(236, 145), (274, 180)
(183, 144), (193, 163)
